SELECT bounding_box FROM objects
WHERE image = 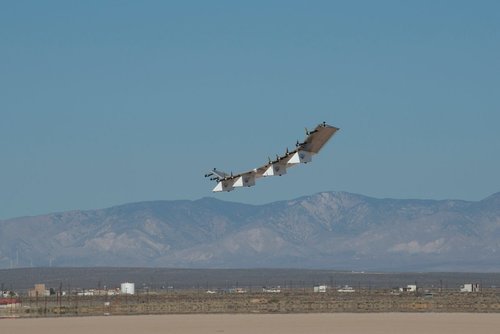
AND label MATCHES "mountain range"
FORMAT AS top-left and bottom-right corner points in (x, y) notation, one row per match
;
(1, 191), (499, 271)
